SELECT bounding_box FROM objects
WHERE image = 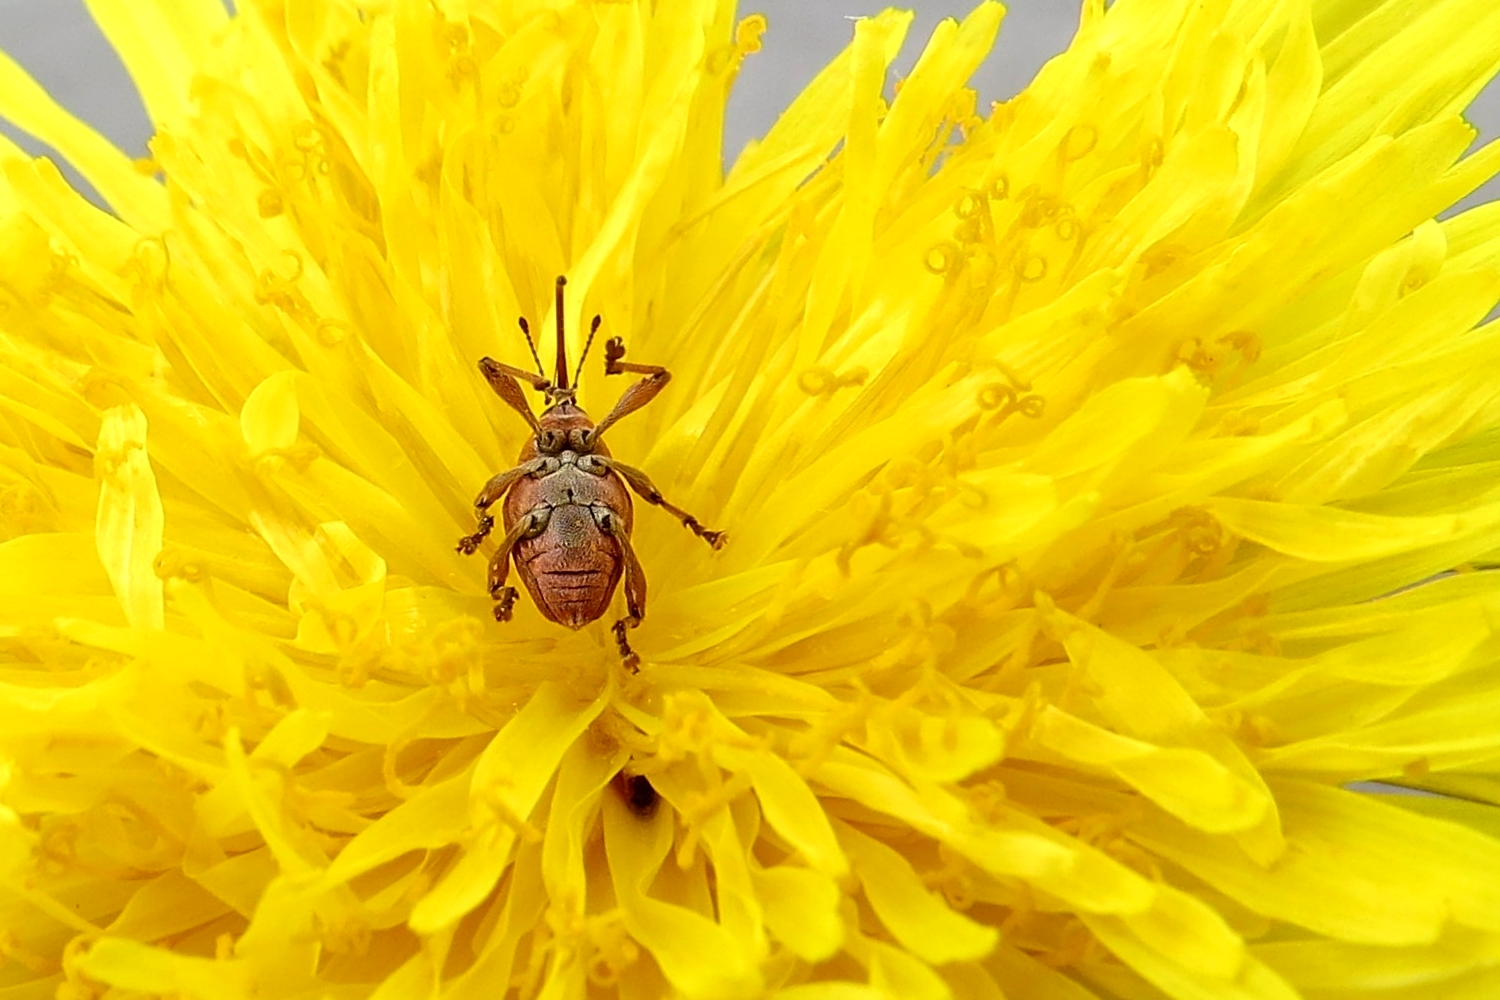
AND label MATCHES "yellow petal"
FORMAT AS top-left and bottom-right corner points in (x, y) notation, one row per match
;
(409, 681), (608, 933)
(1135, 779), (1500, 945)
(715, 742), (847, 879)
(77, 937), (251, 999)
(751, 862), (843, 962)
(1028, 706), (1268, 834)
(602, 786), (762, 999)
(94, 404), (164, 630)
(81, 0), (229, 128)
(1085, 913), (1299, 1000)
(1207, 494), (1500, 563)
(838, 822), (997, 965)
(0, 50), (167, 227)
